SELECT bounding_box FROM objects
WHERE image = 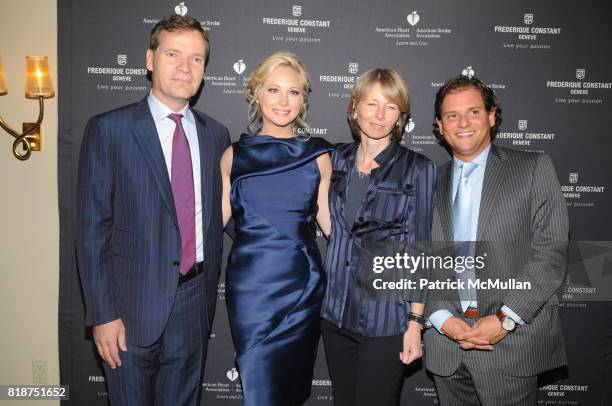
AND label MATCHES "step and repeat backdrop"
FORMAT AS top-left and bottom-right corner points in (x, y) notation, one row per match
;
(58, 0), (612, 404)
